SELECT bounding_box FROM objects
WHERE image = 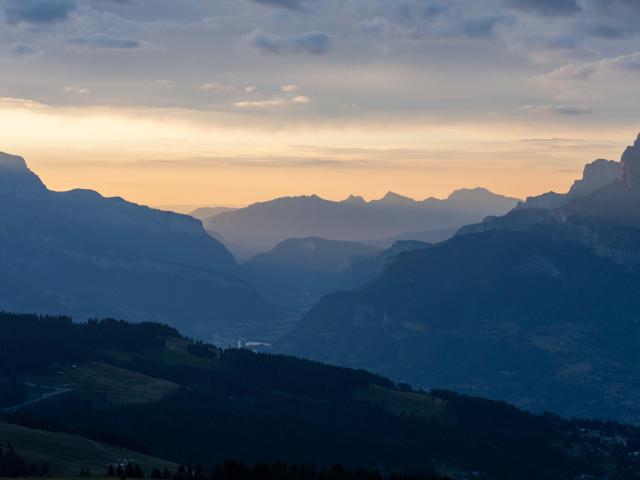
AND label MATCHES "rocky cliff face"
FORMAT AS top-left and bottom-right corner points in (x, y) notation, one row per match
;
(518, 158), (620, 210)
(571, 158), (620, 196)
(462, 133), (640, 251)
(621, 134), (640, 189)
